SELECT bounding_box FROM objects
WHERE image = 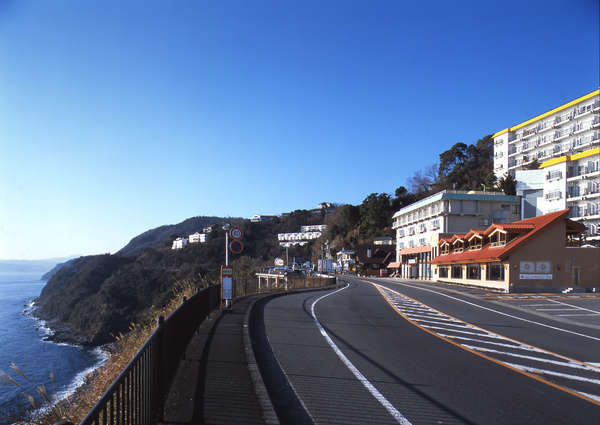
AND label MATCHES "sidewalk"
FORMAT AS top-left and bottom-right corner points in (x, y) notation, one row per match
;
(160, 295), (268, 425)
